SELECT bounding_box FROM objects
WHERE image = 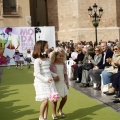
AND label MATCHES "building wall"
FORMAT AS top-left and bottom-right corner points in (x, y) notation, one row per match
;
(0, 0), (120, 43)
(47, 0), (120, 43)
(0, 0), (30, 27)
(36, 0), (47, 26)
(116, 0), (120, 27)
